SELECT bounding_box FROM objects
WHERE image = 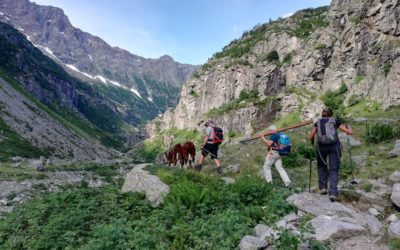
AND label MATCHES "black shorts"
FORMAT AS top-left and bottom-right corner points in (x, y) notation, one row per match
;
(202, 143), (219, 159)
